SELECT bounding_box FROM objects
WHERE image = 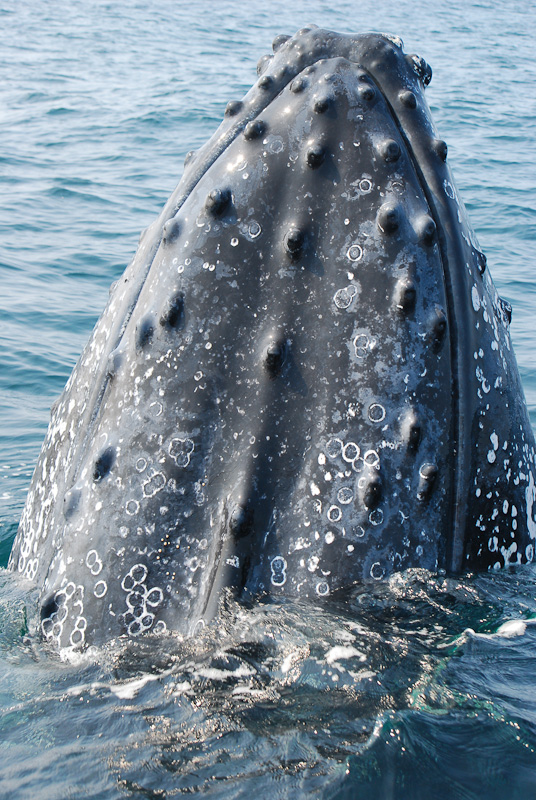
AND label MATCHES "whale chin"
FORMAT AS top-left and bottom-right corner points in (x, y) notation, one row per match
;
(9, 27), (536, 651)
